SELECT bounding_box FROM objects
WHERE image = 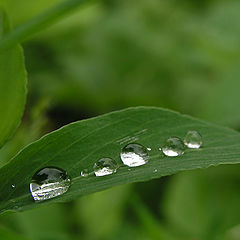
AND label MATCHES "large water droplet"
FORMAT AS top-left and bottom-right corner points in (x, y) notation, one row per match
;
(30, 167), (71, 201)
(93, 158), (118, 177)
(120, 143), (149, 167)
(184, 130), (202, 149)
(162, 137), (185, 157)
